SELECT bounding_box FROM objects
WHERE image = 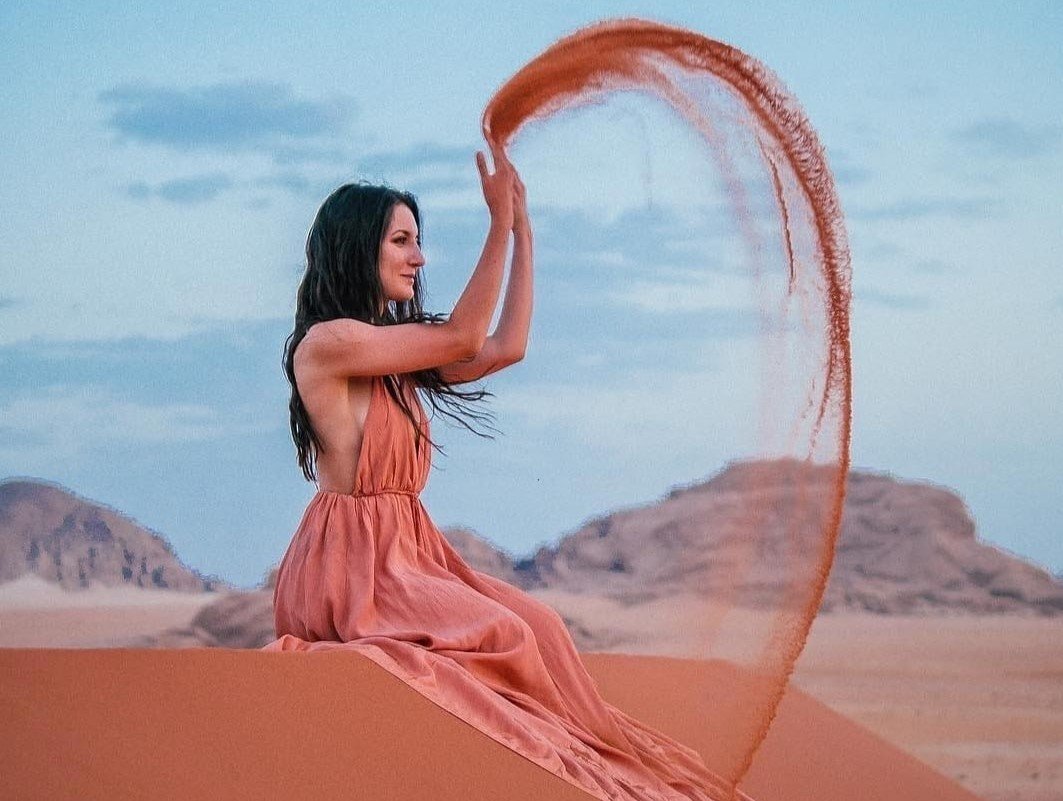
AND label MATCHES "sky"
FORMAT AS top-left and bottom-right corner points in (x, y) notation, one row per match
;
(1, 1), (1060, 589)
